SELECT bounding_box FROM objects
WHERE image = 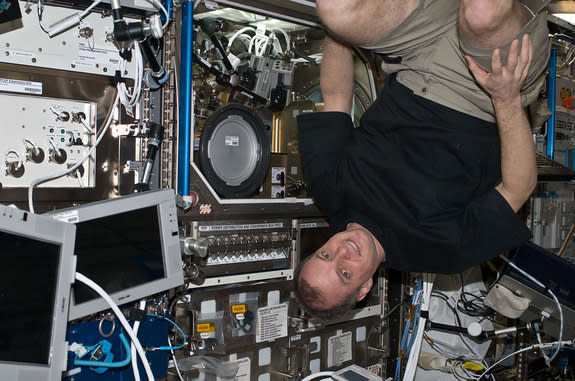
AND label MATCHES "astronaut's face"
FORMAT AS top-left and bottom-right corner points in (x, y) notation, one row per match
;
(297, 223), (385, 311)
